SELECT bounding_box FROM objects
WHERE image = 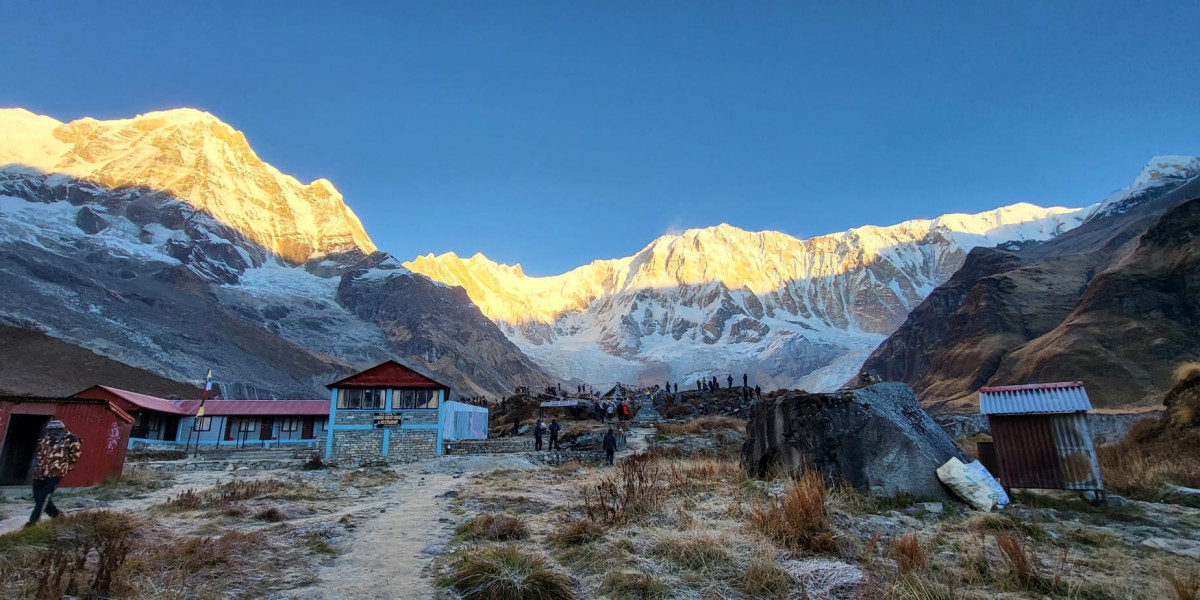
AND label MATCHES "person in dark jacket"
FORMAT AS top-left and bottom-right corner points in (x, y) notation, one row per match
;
(602, 428), (617, 466)
(743, 373), (748, 387)
(27, 420), (82, 526)
(548, 419), (560, 451)
(755, 385), (762, 399)
(534, 419), (546, 451)
(727, 374), (734, 388)
(512, 416), (521, 437)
